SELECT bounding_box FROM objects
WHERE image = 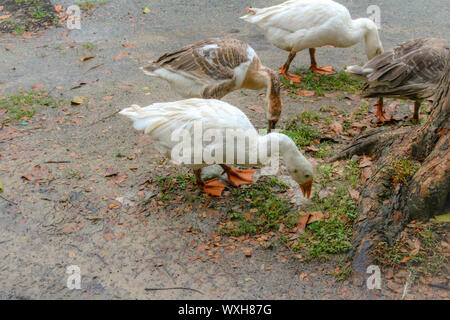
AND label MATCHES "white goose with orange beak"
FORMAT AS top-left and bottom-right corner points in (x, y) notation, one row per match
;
(119, 99), (314, 198)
